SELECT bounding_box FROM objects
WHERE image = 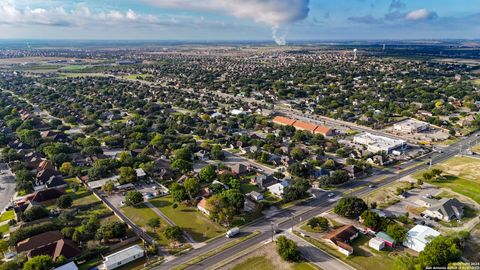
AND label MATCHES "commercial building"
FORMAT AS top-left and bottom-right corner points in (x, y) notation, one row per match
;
(353, 132), (406, 154)
(403, 225), (440, 252)
(102, 245), (144, 270)
(271, 116), (334, 136)
(393, 119), (429, 134)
